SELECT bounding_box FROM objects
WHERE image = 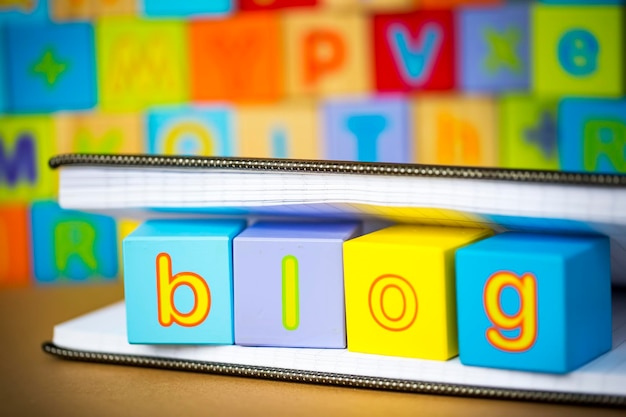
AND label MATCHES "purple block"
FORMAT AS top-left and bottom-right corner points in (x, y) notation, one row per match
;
(322, 97), (410, 163)
(458, 4), (530, 92)
(234, 221), (361, 348)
